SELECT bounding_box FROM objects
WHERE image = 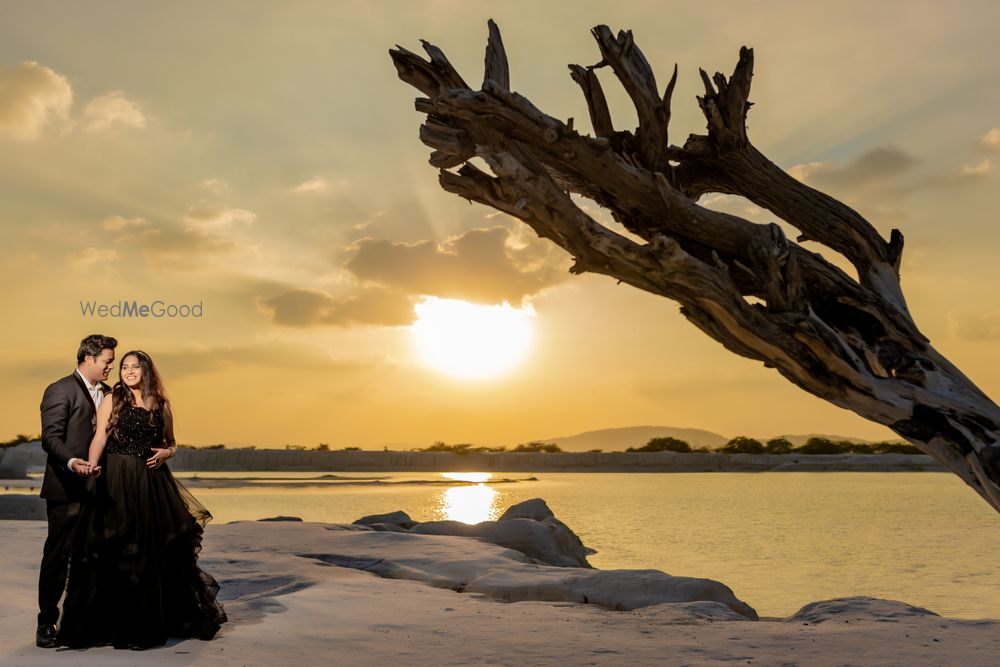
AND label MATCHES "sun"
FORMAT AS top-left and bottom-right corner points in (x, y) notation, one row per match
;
(411, 297), (535, 379)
